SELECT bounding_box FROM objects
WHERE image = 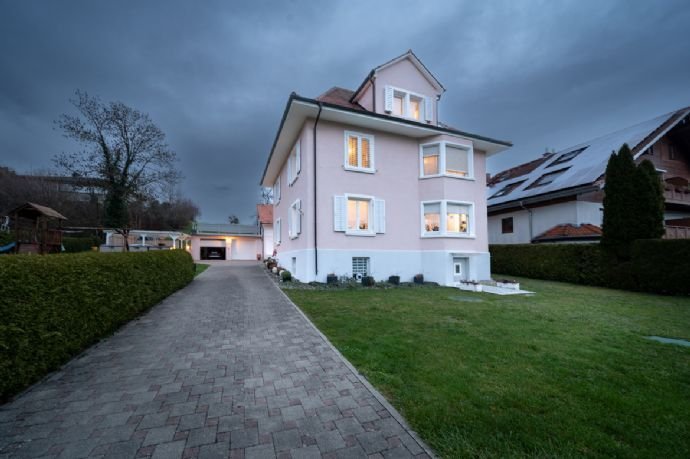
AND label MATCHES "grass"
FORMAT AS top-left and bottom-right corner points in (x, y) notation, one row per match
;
(194, 263), (210, 276)
(285, 277), (690, 458)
